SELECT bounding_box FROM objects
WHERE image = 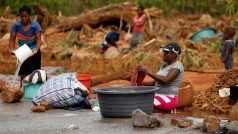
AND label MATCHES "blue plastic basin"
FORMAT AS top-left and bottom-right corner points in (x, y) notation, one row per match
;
(190, 28), (216, 41)
(23, 84), (43, 99)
